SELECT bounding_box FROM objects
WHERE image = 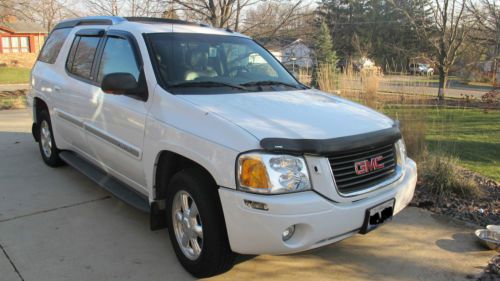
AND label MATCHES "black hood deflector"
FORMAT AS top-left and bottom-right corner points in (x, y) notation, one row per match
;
(260, 123), (401, 155)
